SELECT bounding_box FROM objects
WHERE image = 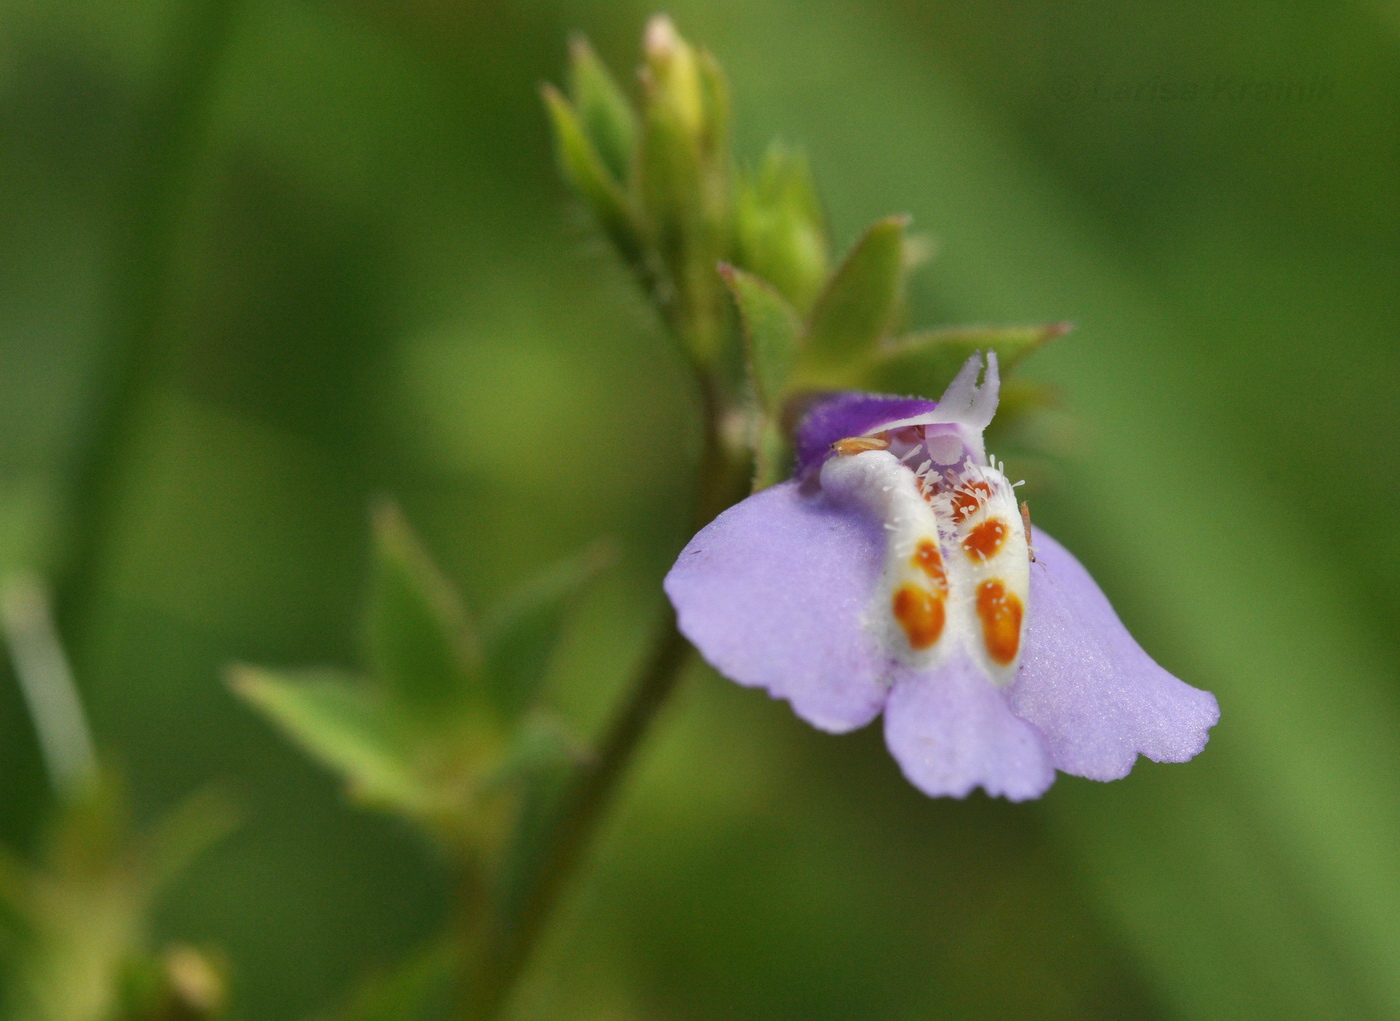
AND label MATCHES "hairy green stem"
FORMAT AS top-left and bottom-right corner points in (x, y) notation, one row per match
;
(460, 375), (746, 1020)
(54, 0), (242, 658)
